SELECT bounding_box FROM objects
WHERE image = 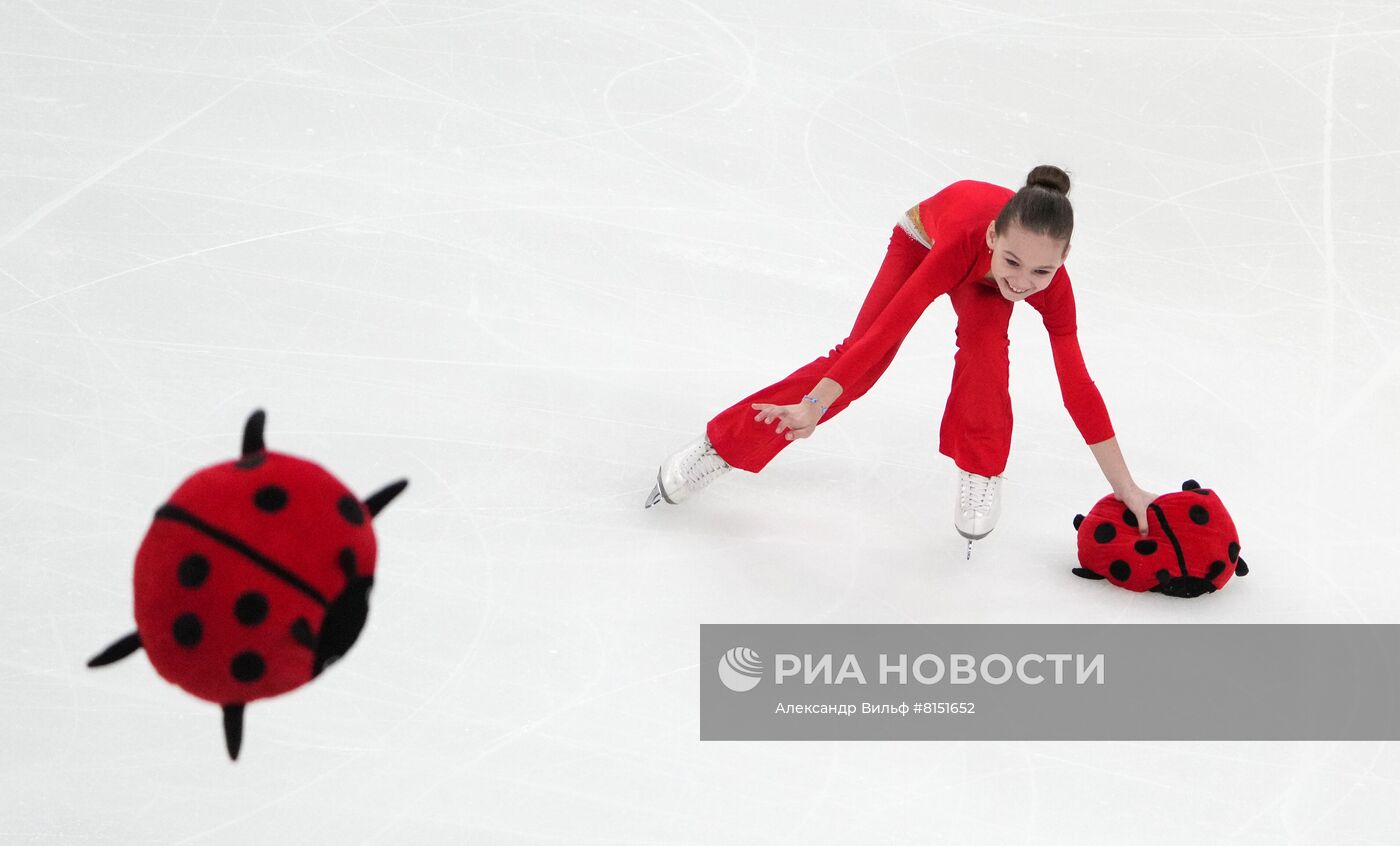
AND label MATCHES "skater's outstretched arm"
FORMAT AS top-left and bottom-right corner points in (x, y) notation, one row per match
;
(823, 235), (973, 391)
(1027, 272), (1156, 532)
